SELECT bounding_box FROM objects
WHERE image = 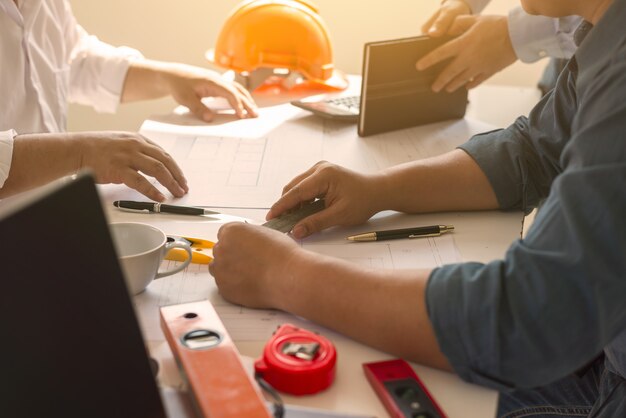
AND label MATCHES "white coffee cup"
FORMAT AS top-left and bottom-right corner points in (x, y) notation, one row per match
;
(109, 222), (192, 295)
